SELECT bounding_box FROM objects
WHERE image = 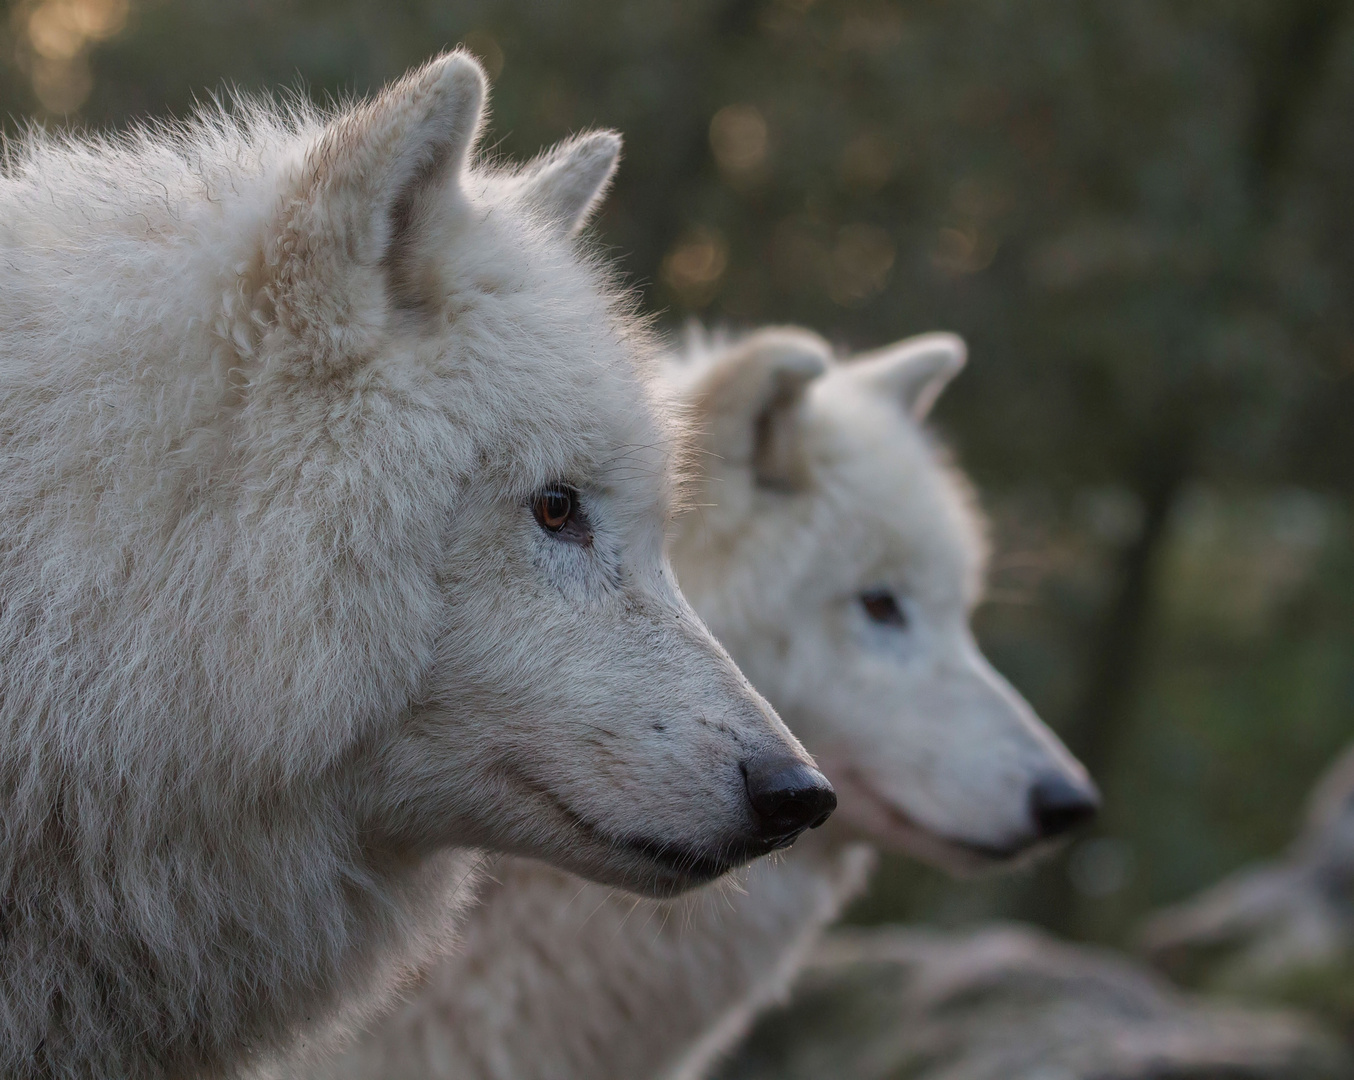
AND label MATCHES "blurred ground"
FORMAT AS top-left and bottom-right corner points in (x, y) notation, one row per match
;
(3, 0), (1353, 963)
(1142, 742), (1354, 1041)
(716, 924), (1352, 1079)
